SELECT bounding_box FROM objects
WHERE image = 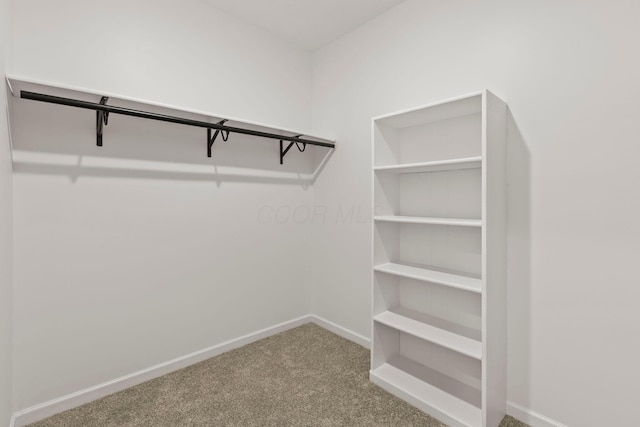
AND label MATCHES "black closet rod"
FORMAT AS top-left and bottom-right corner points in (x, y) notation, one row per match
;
(19, 91), (335, 149)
